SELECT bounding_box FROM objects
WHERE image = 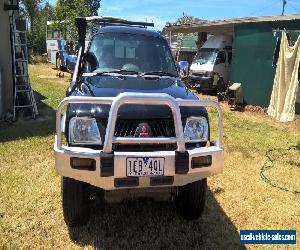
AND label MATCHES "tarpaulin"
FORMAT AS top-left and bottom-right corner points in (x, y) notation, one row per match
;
(267, 32), (300, 122)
